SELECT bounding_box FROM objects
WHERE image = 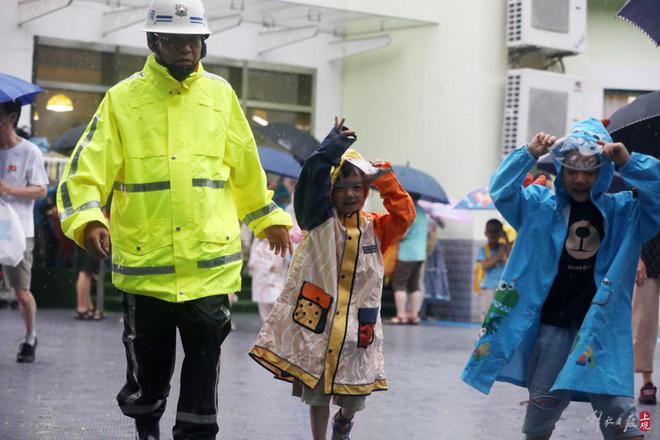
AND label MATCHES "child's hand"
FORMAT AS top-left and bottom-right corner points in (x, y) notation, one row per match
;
(335, 116), (356, 139)
(369, 159), (389, 169)
(365, 159), (392, 184)
(599, 140), (630, 167)
(528, 132), (557, 158)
